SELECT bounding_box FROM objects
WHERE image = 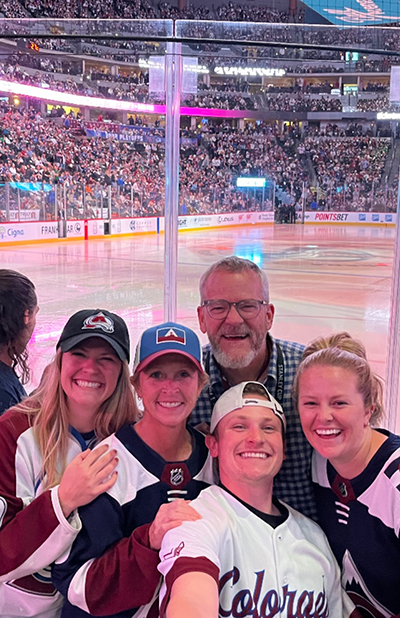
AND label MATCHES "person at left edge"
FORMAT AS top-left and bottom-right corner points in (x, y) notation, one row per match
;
(0, 308), (137, 618)
(52, 322), (213, 618)
(0, 269), (39, 415)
